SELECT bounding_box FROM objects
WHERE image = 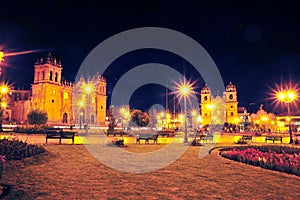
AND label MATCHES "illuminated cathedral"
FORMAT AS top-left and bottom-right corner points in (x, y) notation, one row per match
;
(11, 53), (107, 126)
(200, 82), (239, 126)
